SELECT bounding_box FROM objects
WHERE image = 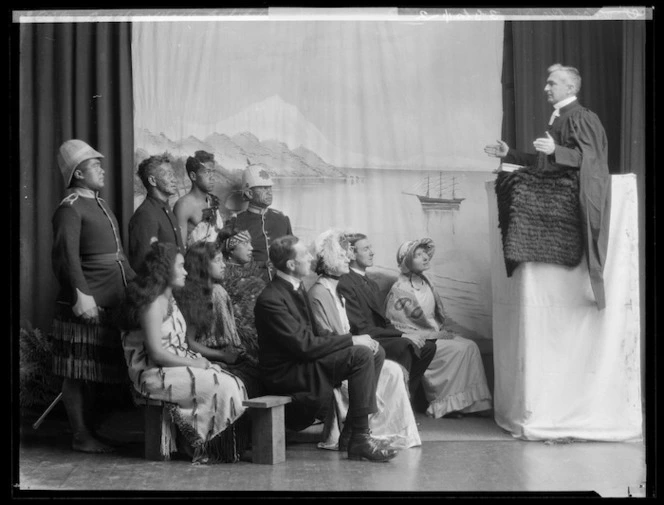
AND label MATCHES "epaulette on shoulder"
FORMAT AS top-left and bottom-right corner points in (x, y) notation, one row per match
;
(268, 208), (284, 216)
(59, 193), (79, 206)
